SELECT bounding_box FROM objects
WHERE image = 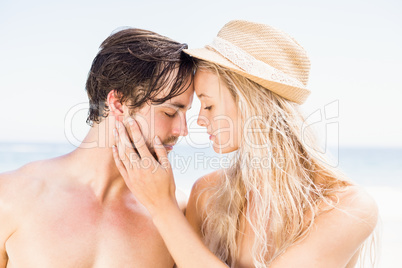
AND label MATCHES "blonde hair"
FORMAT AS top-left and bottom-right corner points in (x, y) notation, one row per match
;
(195, 60), (376, 267)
